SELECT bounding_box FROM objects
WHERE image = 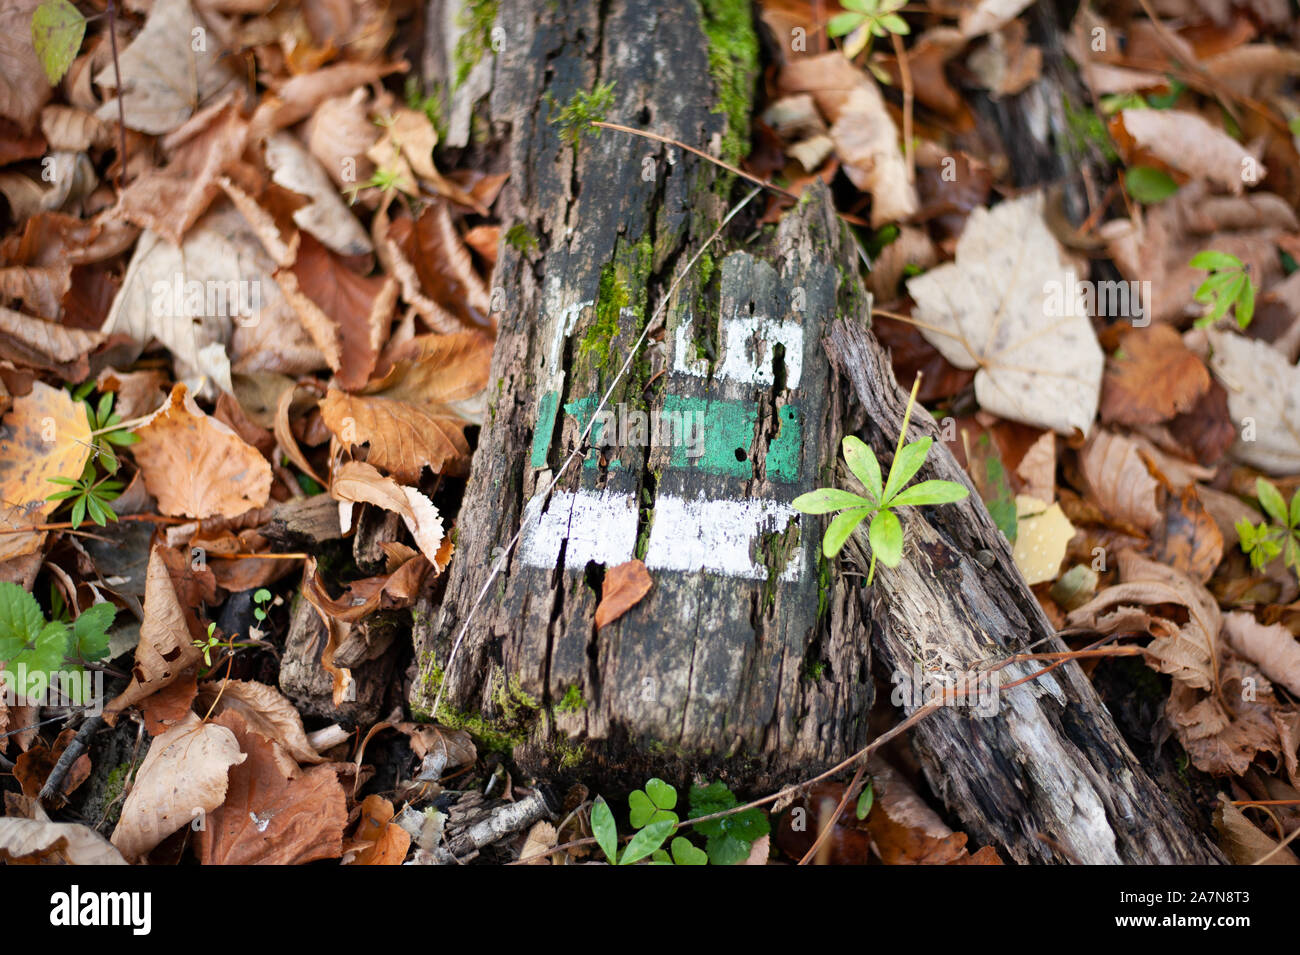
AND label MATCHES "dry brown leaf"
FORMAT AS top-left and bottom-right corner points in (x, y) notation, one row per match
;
(0, 263), (70, 318)
(93, 0), (237, 135)
(1167, 652), (1287, 779)
(278, 233), (396, 391)
(301, 551), (434, 623)
(0, 817), (128, 865)
(0, 381), (92, 561)
(342, 794), (411, 865)
(520, 820), (556, 865)
(778, 53), (917, 227)
(197, 710), (347, 865)
(111, 711), (245, 861)
(1206, 328), (1300, 474)
(250, 60), (407, 140)
(104, 545), (204, 723)
(967, 20), (1042, 97)
(866, 760), (1003, 864)
(1153, 484), (1223, 584)
(0, 305), (104, 378)
(0, 0), (50, 133)
(265, 132), (372, 256)
(1067, 549), (1220, 691)
(196, 679), (324, 764)
(1015, 431), (1056, 503)
(1101, 325), (1210, 426)
(1078, 430), (1163, 532)
(1223, 611), (1300, 697)
(1011, 496), (1074, 586)
(907, 193), (1103, 434)
(386, 201), (493, 332)
(331, 460), (446, 567)
(14, 728), (91, 801)
(319, 331), (491, 483)
(300, 88), (379, 189)
(1120, 109), (1264, 196)
(132, 383), (272, 519)
(595, 559), (654, 629)
(1213, 795), (1299, 865)
(39, 105), (108, 152)
(959, 0), (1035, 37)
